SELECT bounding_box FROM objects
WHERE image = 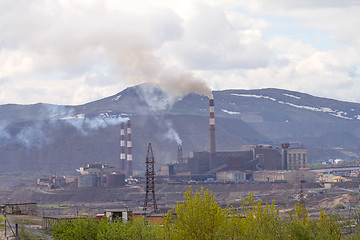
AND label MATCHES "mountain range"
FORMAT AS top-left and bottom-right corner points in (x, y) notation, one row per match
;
(1, 83), (360, 175)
